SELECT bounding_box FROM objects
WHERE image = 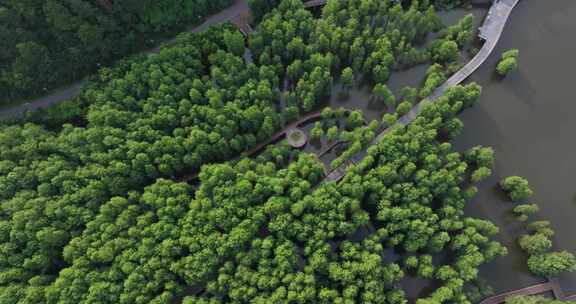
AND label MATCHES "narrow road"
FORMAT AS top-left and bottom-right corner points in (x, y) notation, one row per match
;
(0, 0), (250, 120)
(323, 0), (520, 183)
